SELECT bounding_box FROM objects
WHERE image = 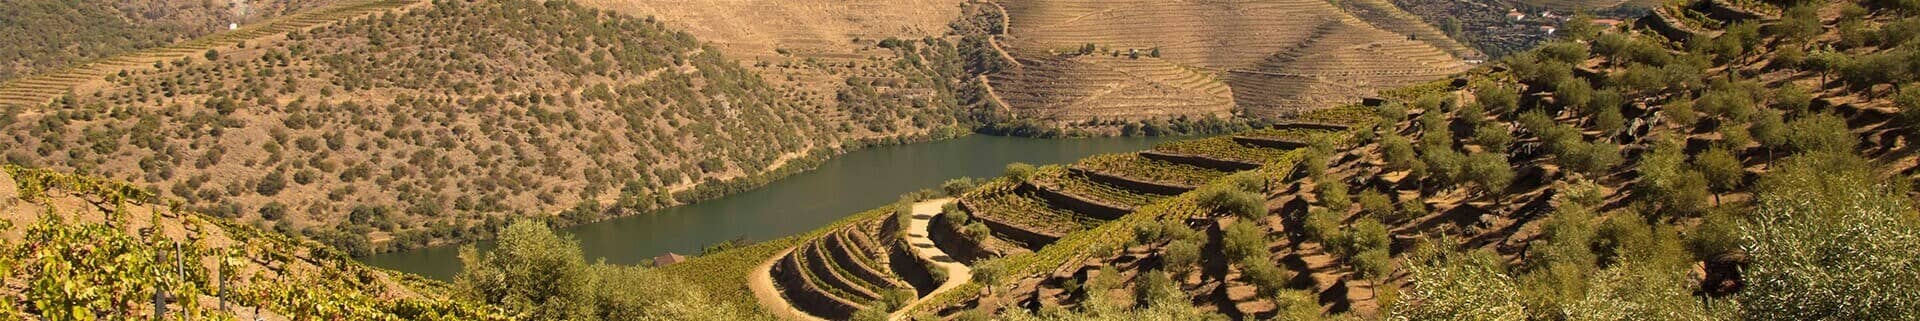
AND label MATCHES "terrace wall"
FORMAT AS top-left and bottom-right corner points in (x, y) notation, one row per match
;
(773, 252), (864, 319)
(1069, 167), (1195, 195)
(957, 198), (1065, 249)
(1024, 181), (1131, 220)
(1140, 151), (1262, 171)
